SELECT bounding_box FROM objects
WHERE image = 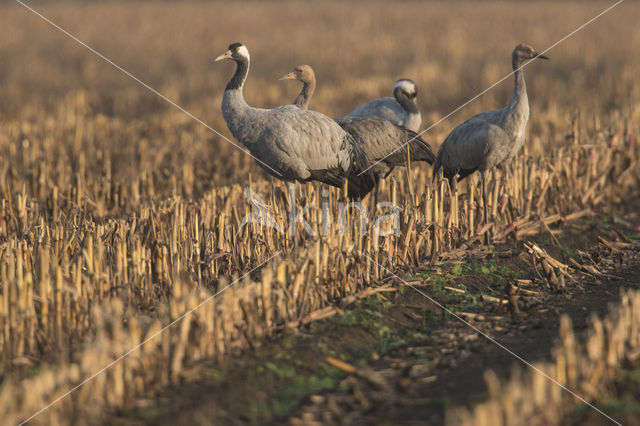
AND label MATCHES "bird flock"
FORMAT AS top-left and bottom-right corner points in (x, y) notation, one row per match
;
(215, 42), (548, 213)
